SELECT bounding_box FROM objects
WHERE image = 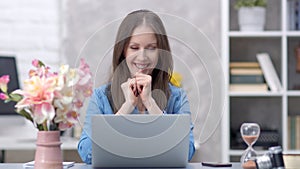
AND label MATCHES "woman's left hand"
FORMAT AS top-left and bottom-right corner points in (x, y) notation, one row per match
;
(134, 71), (163, 115)
(134, 72), (152, 104)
